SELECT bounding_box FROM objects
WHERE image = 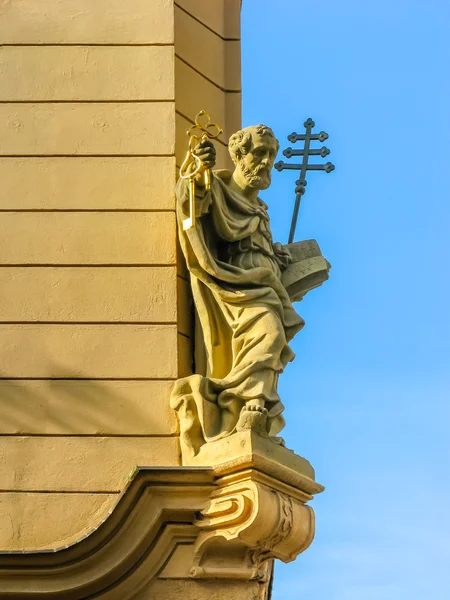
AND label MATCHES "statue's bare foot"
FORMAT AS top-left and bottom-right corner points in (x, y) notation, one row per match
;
(236, 404), (268, 435)
(246, 403), (267, 413)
